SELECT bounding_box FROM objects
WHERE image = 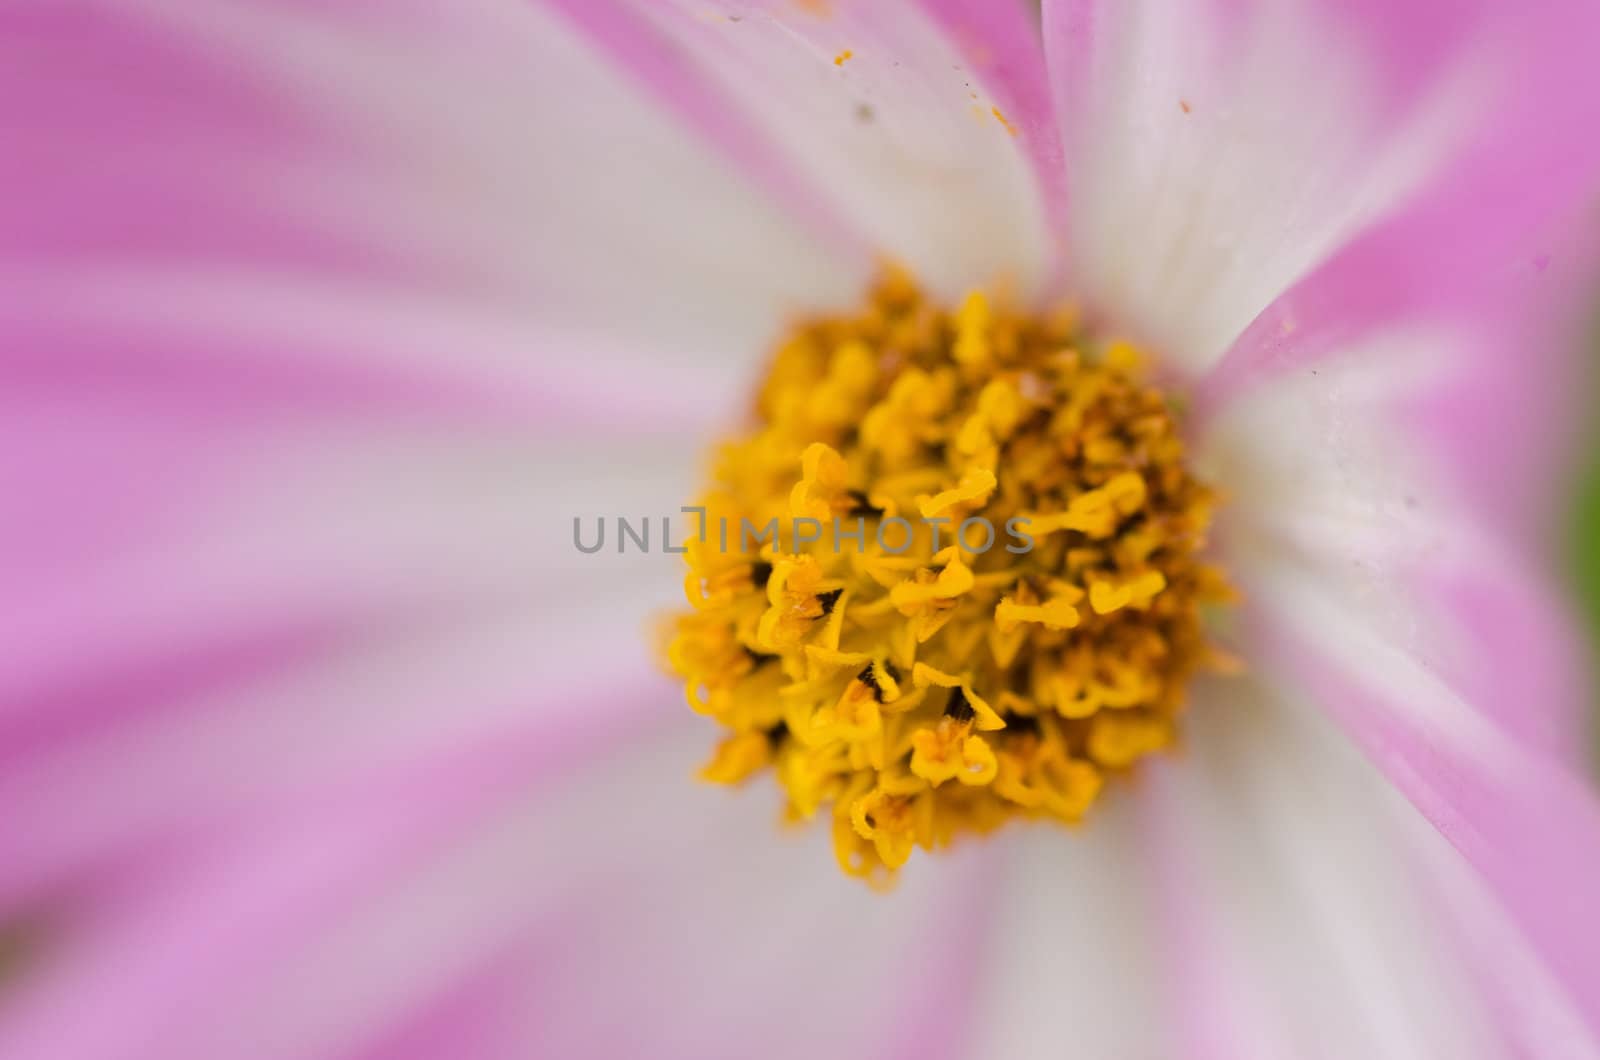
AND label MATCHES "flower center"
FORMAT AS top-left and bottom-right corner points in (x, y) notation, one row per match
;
(664, 269), (1234, 886)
